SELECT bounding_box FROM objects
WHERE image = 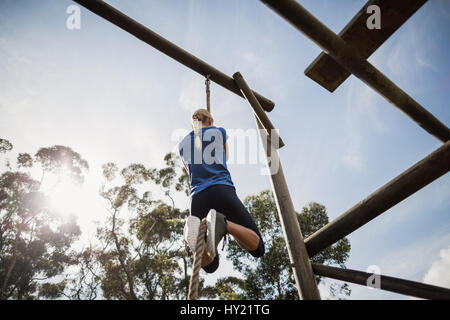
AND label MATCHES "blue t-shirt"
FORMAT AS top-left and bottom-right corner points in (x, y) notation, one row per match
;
(179, 126), (234, 196)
